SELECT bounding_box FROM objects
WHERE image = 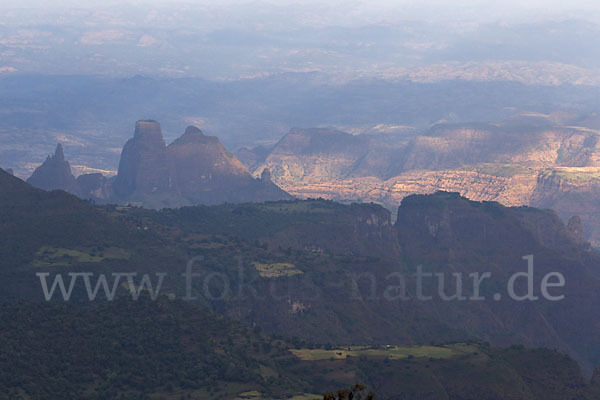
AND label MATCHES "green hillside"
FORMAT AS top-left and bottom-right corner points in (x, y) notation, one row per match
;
(1, 170), (600, 398)
(0, 296), (597, 400)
